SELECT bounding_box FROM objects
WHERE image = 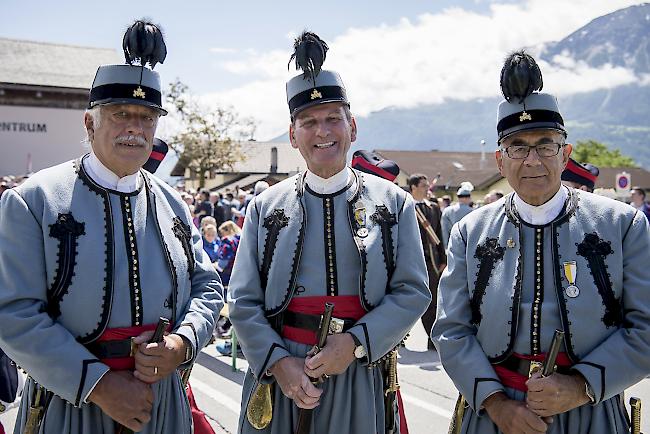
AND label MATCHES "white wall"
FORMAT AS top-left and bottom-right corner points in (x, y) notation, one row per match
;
(0, 105), (87, 176)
